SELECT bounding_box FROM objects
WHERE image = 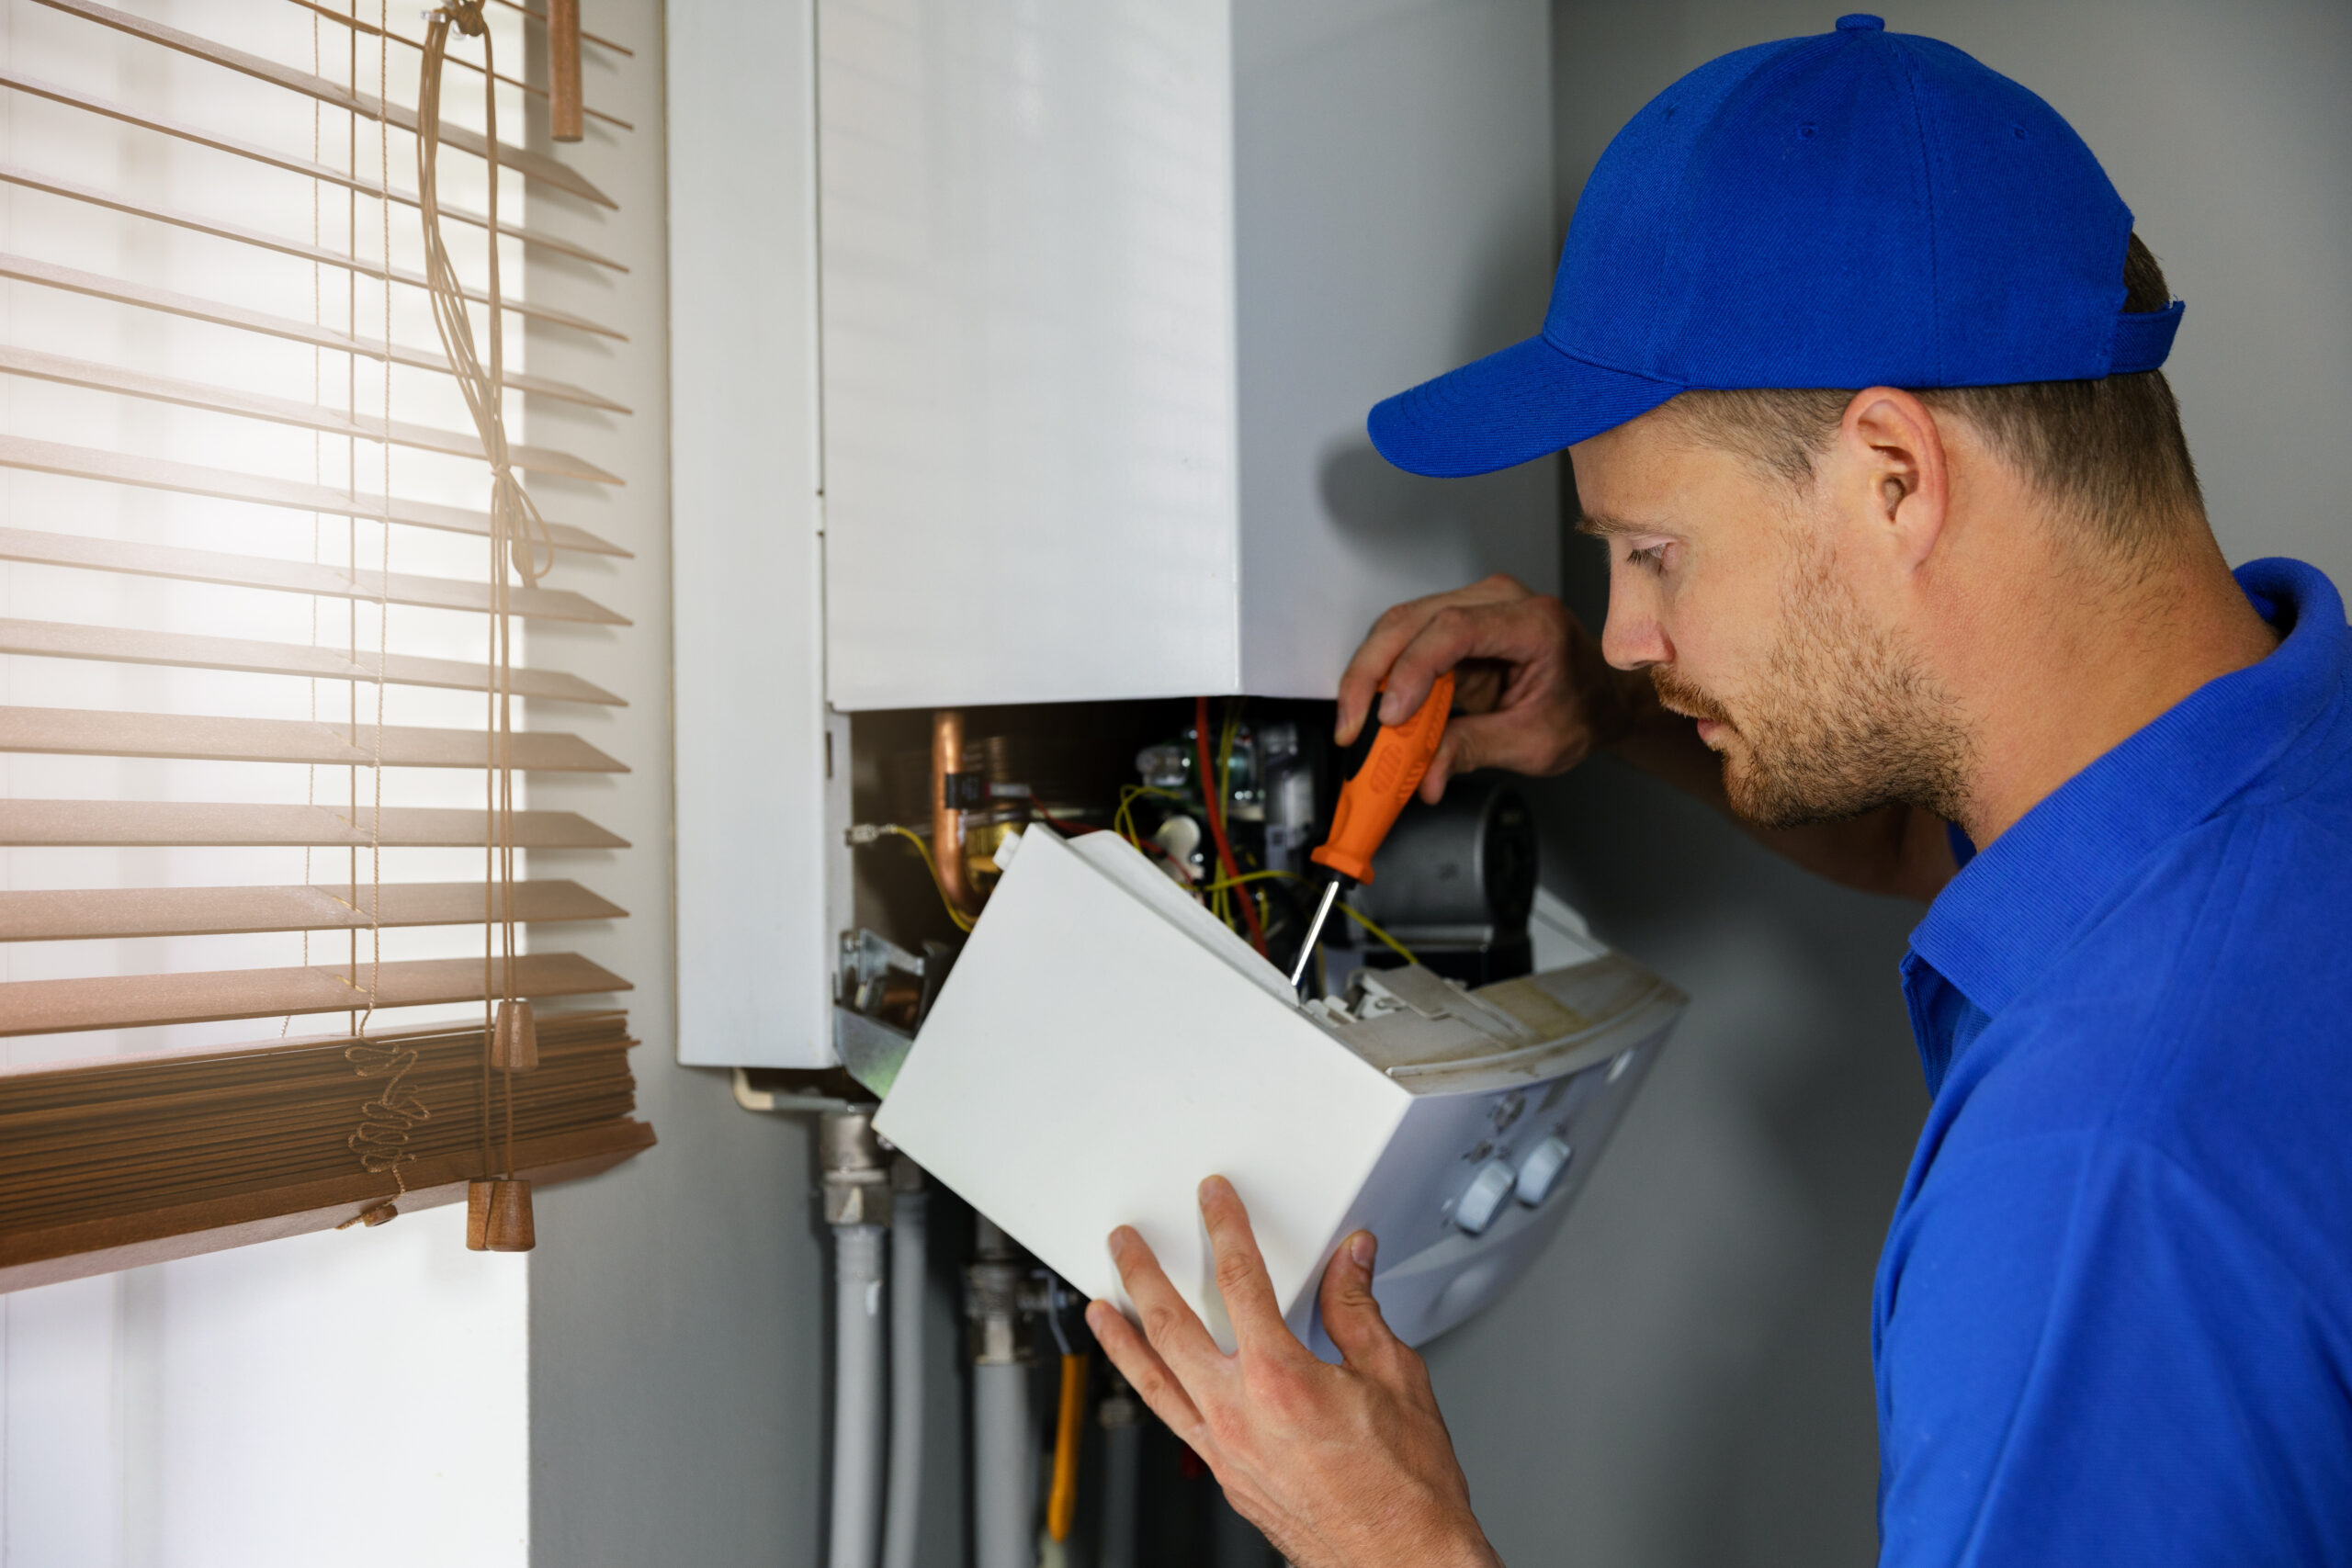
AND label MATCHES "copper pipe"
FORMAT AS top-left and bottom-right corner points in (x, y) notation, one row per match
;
(932, 709), (980, 919)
